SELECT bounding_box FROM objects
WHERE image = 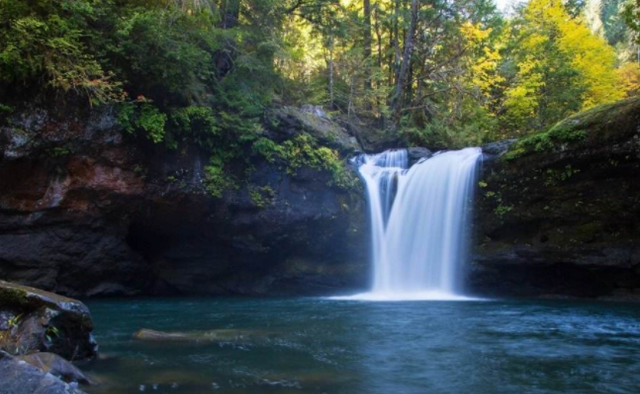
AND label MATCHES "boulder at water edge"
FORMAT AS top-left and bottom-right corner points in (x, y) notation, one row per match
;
(0, 280), (97, 361)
